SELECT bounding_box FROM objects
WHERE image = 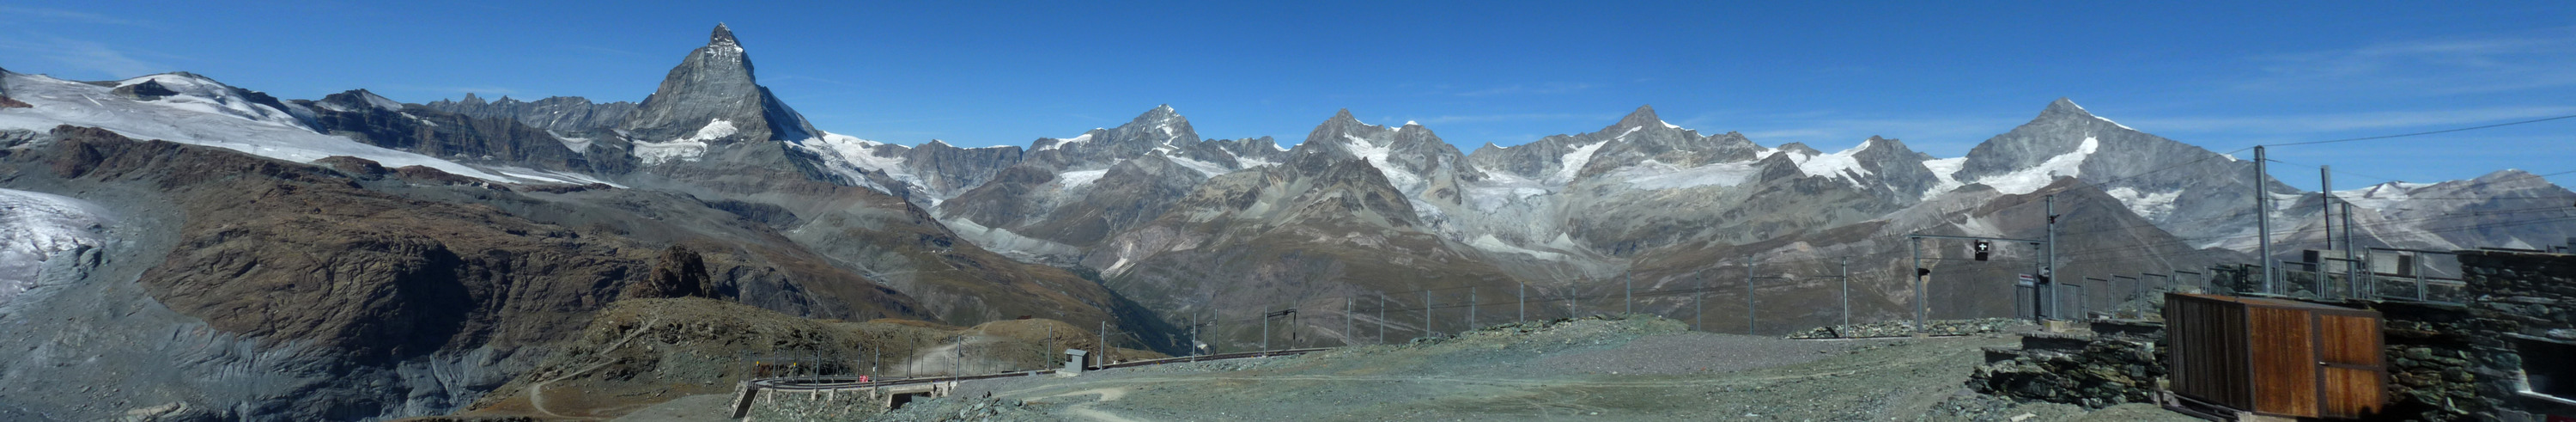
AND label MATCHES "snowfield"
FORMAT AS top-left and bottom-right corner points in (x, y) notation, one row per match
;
(0, 71), (576, 185)
(0, 188), (112, 307)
